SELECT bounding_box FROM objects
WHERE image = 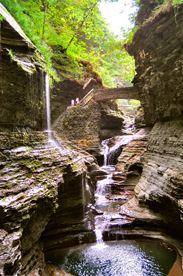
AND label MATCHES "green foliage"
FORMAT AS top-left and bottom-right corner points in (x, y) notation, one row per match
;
(0, 15), (4, 21)
(1, 0), (135, 86)
(173, 0), (183, 4)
